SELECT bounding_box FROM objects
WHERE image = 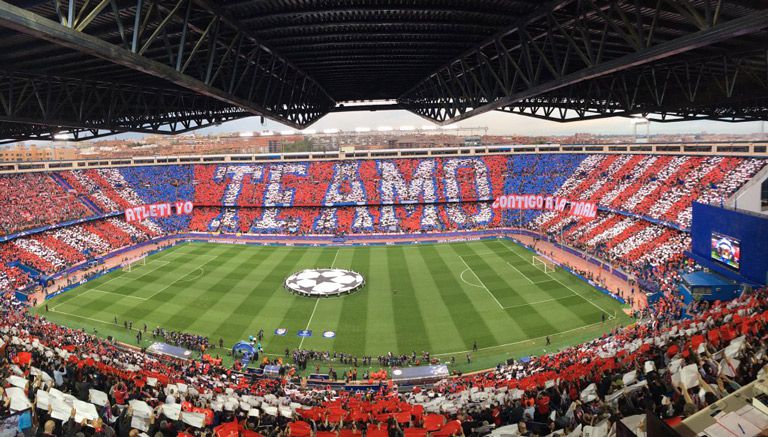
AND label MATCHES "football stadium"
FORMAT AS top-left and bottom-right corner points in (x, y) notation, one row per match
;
(1, 1), (768, 436)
